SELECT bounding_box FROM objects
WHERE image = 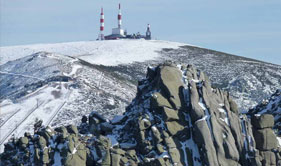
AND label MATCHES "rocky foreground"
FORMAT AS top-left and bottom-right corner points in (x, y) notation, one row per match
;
(0, 63), (280, 166)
